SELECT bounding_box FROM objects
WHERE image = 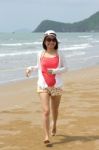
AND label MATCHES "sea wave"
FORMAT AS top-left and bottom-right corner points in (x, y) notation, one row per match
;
(82, 55), (99, 61)
(0, 42), (42, 47)
(0, 50), (39, 58)
(61, 43), (92, 51)
(92, 40), (99, 43)
(66, 51), (86, 58)
(0, 49), (86, 58)
(78, 35), (92, 38)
